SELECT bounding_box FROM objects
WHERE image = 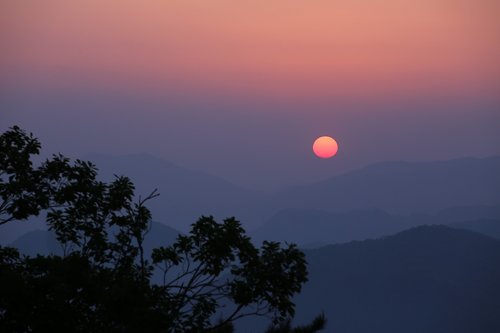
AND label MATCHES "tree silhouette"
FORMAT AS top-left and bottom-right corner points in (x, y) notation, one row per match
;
(0, 126), (45, 225)
(0, 126), (325, 332)
(265, 313), (326, 333)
